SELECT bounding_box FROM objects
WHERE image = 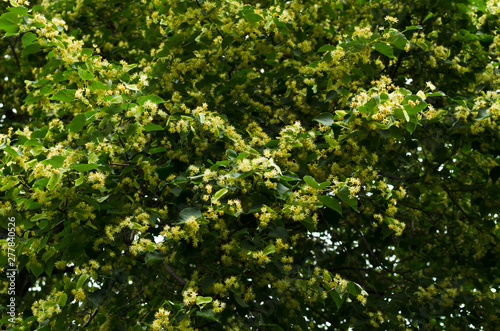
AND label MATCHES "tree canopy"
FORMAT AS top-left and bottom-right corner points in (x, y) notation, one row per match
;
(1, 0), (499, 329)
